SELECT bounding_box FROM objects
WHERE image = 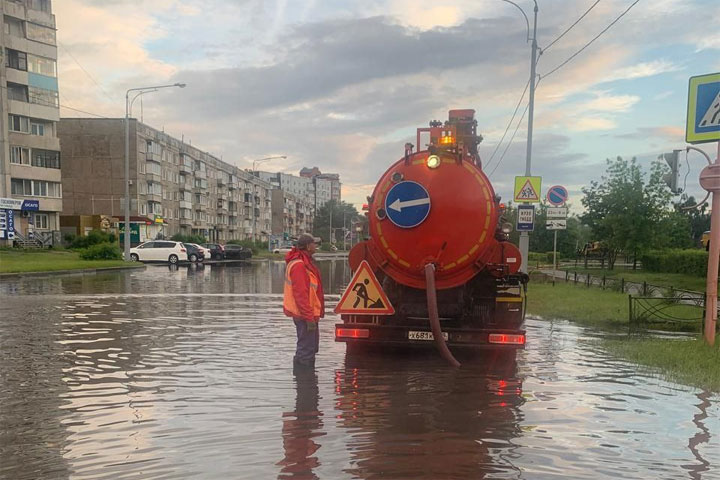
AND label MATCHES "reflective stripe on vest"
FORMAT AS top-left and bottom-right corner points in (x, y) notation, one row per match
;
(283, 259), (321, 318)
